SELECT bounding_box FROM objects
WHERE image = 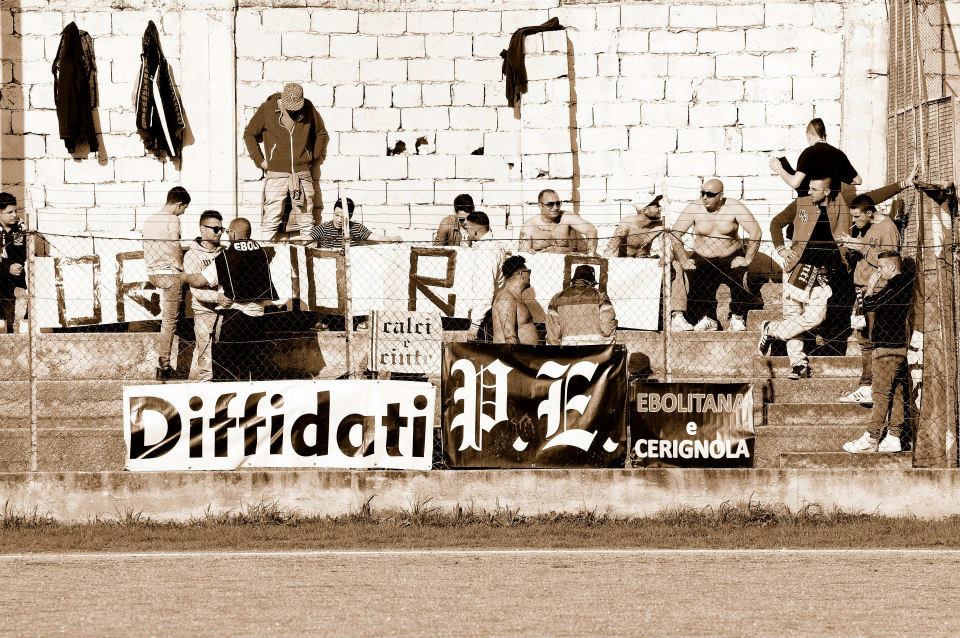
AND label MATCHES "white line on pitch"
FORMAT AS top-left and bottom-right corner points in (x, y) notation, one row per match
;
(1, 548), (960, 561)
